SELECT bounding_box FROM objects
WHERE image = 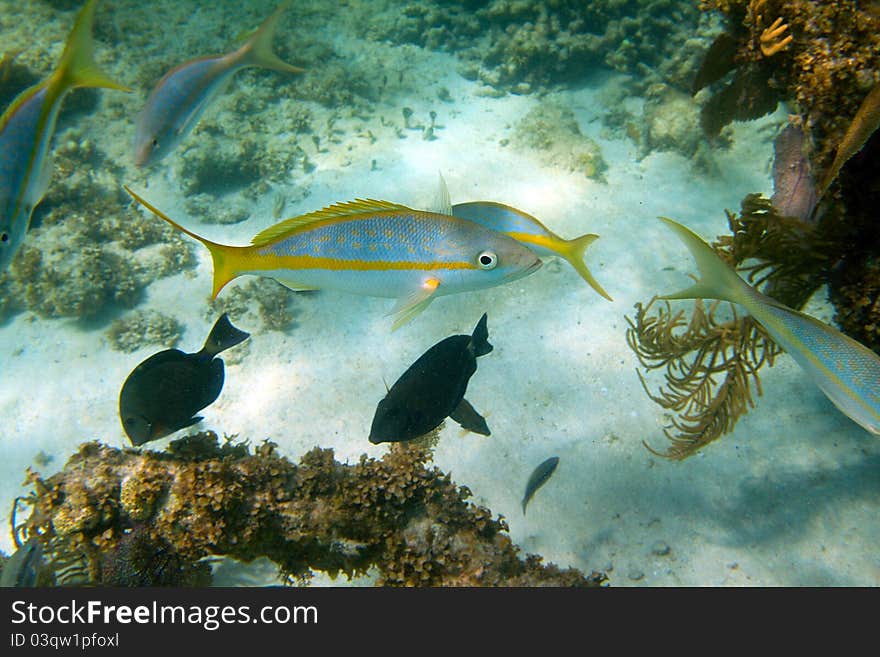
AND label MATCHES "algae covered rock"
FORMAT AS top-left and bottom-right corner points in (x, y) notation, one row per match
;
(358, 0), (702, 94)
(207, 278), (300, 333)
(106, 310), (183, 353)
(18, 434), (608, 587)
(513, 100), (607, 181)
(641, 83), (705, 159)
